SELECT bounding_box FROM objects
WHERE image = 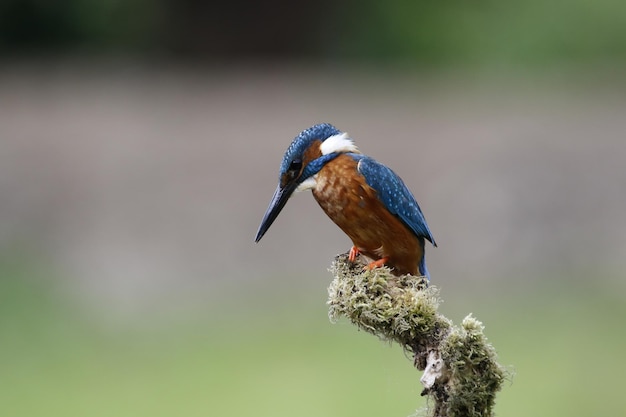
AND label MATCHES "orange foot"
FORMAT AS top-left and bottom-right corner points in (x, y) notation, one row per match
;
(348, 246), (360, 262)
(364, 257), (389, 271)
